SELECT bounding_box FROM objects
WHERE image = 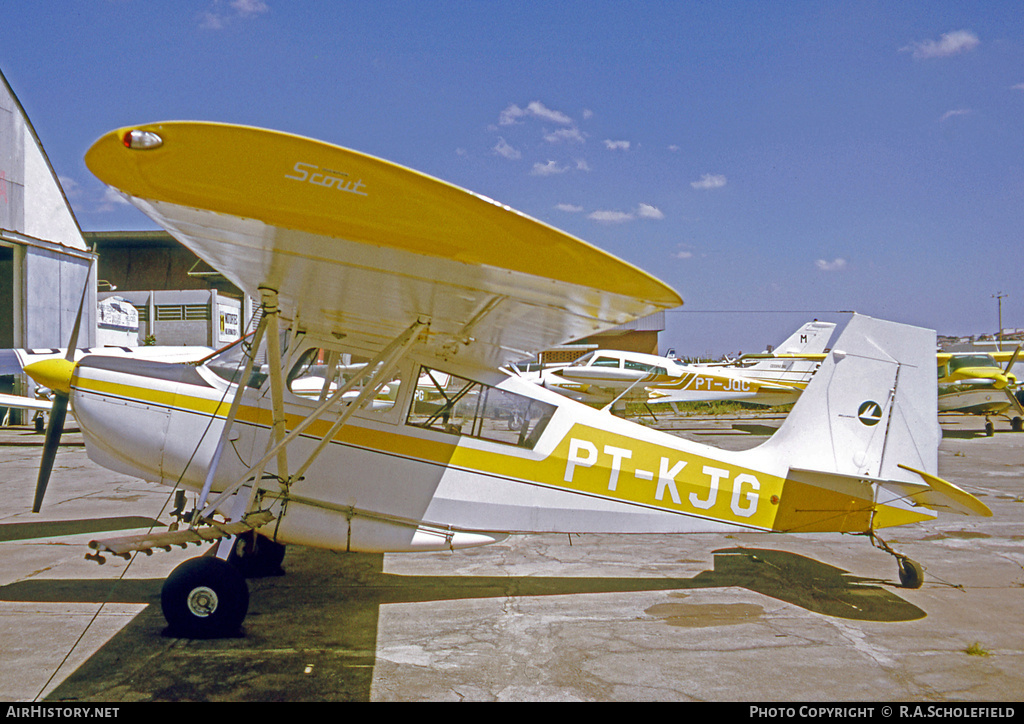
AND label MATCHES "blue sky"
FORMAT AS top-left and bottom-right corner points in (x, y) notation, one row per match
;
(3, 1), (1022, 357)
